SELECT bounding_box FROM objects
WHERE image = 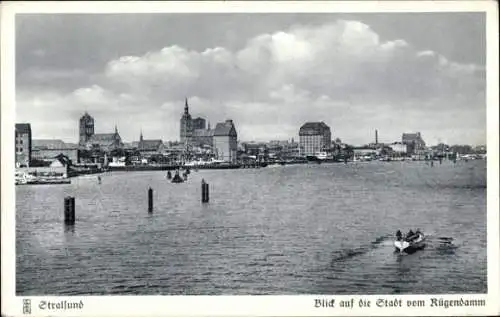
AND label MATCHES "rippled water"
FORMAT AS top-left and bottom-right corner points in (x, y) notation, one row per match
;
(16, 160), (487, 295)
